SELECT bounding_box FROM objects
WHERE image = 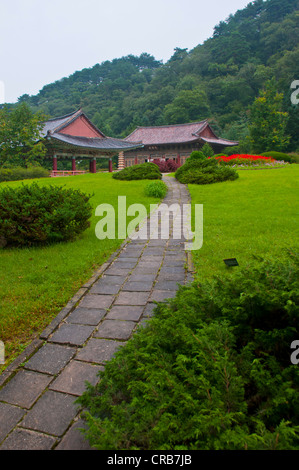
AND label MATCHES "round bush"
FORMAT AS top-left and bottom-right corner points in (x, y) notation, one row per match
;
(0, 183), (92, 248)
(260, 151), (296, 163)
(144, 180), (168, 198)
(175, 156), (238, 184)
(112, 163), (161, 181)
